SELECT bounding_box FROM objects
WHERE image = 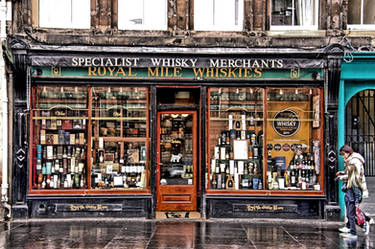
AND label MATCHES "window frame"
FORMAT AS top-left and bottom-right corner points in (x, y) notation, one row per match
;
(347, 0), (375, 30)
(270, 0), (319, 31)
(117, 0), (168, 31)
(194, 0), (244, 32)
(38, 0), (91, 29)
